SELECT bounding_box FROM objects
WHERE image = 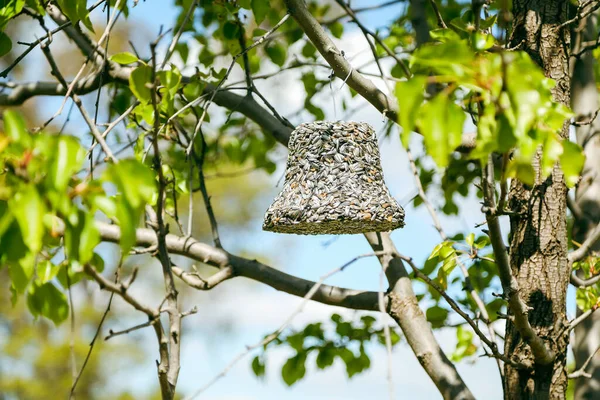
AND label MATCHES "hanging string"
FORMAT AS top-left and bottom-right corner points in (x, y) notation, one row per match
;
(329, 50), (354, 121)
